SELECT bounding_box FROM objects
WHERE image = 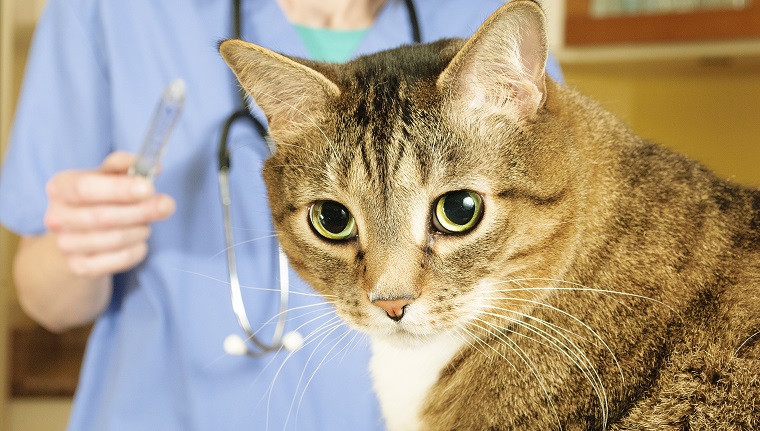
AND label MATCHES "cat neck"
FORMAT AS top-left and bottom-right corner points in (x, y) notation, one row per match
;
(369, 331), (467, 431)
